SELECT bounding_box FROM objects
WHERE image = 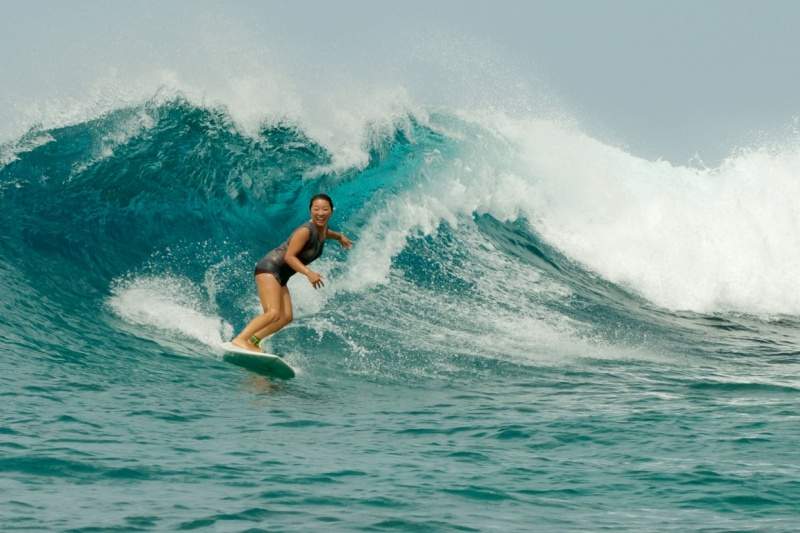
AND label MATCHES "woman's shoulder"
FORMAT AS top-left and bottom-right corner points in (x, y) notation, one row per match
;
(301, 220), (319, 235)
(287, 223), (312, 241)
